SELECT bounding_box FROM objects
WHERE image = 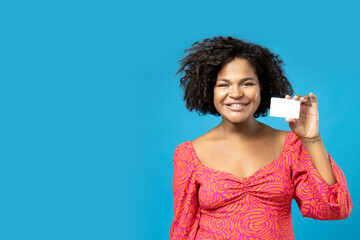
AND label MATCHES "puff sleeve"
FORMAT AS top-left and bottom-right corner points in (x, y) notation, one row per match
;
(290, 136), (353, 220)
(169, 143), (201, 239)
